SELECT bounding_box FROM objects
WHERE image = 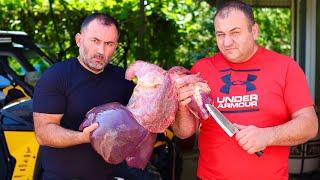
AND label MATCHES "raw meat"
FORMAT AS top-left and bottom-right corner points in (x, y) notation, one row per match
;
(79, 102), (149, 164)
(125, 132), (157, 169)
(125, 61), (178, 133)
(80, 61), (212, 170)
(168, 66), (212, 120)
